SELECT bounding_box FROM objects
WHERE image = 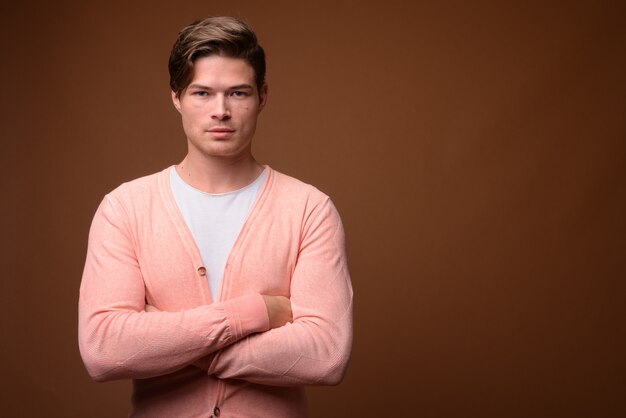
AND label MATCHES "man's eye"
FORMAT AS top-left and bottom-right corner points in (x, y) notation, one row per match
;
(192, 91), (208, 97)
(231, 91), (248, 97)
